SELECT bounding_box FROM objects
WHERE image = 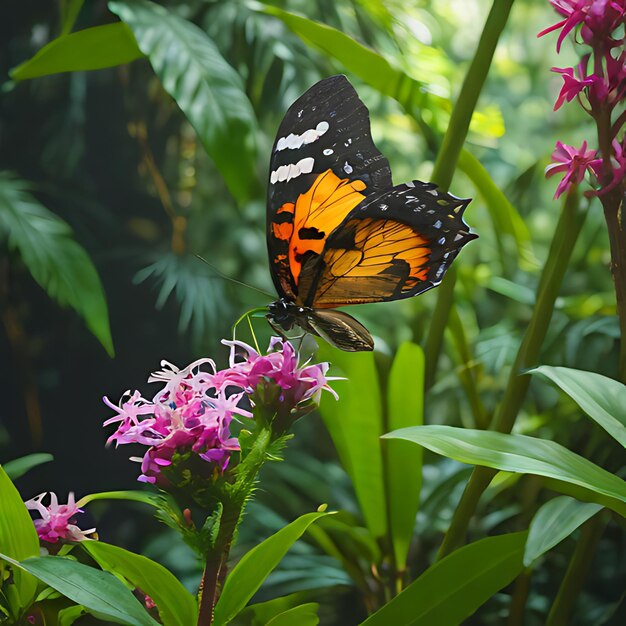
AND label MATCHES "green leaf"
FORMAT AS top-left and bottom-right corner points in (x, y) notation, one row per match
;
(236, 592), (314, 626)
(3, 453), (53, 480)
(60, 0), (85, 35)
(252, 3), (493, 136)
(383, 426), (626, 517)
(529, 366), (626, 448)
(0, 174), (114, 356)
(109, 0), (258, 203)
(361, 532), (527, 626)
(524, 496), (602, 567)
(10, 23), (143, 81)
(213, 511), (331, 626)
(81, 541), (197, 626)
(317, 345), (387, 538)
(385, 342), (424, 570)
(2, 555), (159, 626)
(58, 604), (88, 626)
(76, 490), (161, 508)
(265, 603), (319, 626)
(0, 466), (39, 617)
(457, 149), (535, 269)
